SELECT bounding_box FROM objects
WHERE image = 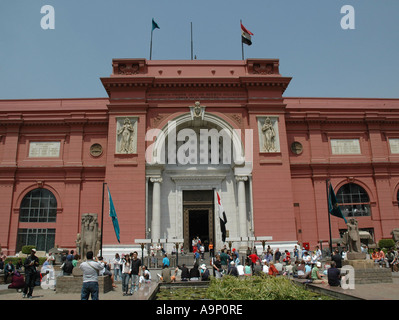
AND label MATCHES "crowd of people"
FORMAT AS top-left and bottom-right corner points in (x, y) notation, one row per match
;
(2, 241), (399, 300)
(371, 247), (399, 271)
